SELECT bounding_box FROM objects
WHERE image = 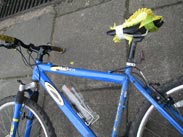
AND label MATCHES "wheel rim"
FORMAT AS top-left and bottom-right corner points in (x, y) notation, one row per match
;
(137, 85), (183, 137)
